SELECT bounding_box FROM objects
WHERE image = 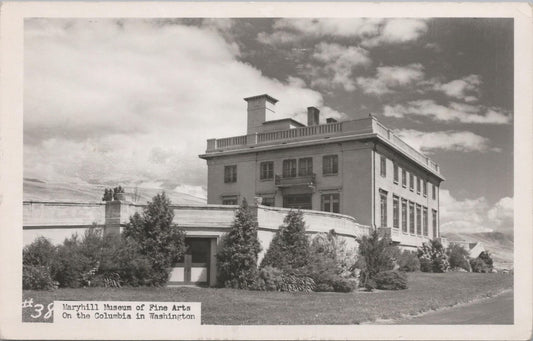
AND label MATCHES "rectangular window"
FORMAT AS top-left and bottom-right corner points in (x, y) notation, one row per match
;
(298, 157), (313, 176)
(416, 204), (422, 235)
(393, 195), (399, 229)
(401, 199), (408, 233)
(423, 207), (428, 236)
(393, 164), (399, 184)
(380, 155), (386, 177)
(409, 173), (414, 191)
(423, 180), (427, 197)
(409, 201), (415, 234)
(262, 197), (275, 207)
(222, 195), (238, 205)
(432, 209), (438, 238)
(380, 190), (388, 227)
(416, 176), (421, 194)
(321, 193), (340, 213)
(432, 184), (437, 200)
(260, 161), (274, 180)
(224, 165), (237, 183)
(323, 155), (338, 175)
(402, 169), (407, 188)
(282, 159), (297, 178)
